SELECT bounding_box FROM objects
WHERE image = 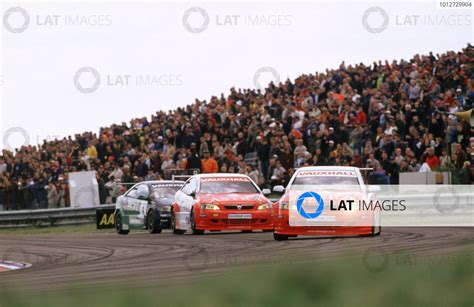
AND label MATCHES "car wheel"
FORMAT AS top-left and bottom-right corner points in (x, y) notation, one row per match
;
(191, 209), (204, 235)
(147, 210), (162, 234)
(273, 233), (289, 241)
(115, 213), (130, 235)
(171, 210), (186, 235)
